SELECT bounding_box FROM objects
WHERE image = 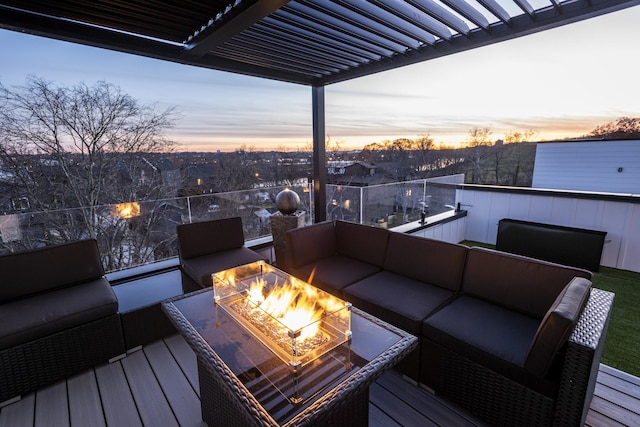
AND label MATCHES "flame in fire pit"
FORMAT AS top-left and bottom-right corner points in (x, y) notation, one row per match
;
(246, 277), (324, 340)
(213, 261), (351, 369)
